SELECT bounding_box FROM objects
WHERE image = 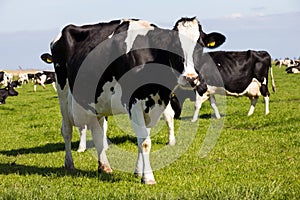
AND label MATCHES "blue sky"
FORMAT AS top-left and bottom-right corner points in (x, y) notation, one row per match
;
(0, 0), (299, 69)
